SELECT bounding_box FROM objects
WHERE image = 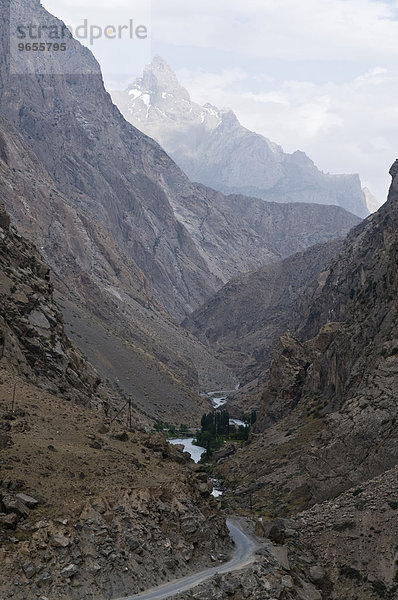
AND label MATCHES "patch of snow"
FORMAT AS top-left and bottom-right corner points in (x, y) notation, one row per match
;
(128, 88), (142, 99)
(155, 107), (169, 118)
(141, 93), (151, 108)
(203, 104), (221, 119)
